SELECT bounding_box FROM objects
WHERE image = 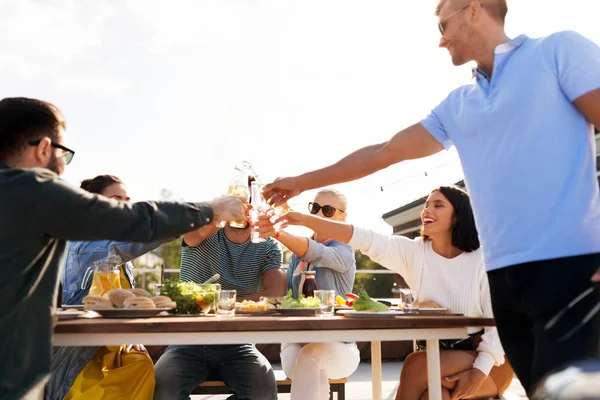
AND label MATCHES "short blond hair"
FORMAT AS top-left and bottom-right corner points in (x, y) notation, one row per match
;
(435, 0), (507, 24)
(316, 187), (348, 212)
